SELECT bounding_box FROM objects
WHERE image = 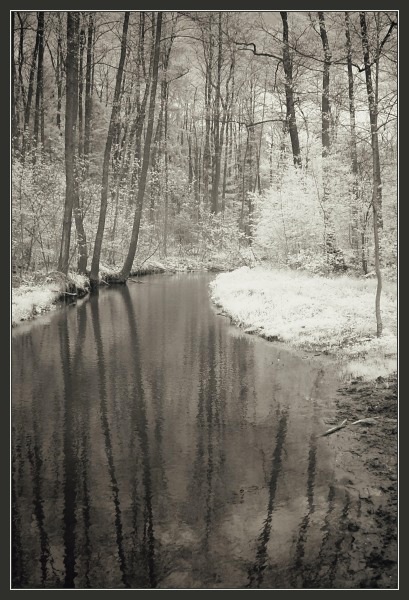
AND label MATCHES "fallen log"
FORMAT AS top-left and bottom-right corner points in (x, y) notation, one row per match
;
(320, 419), (348, 437)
